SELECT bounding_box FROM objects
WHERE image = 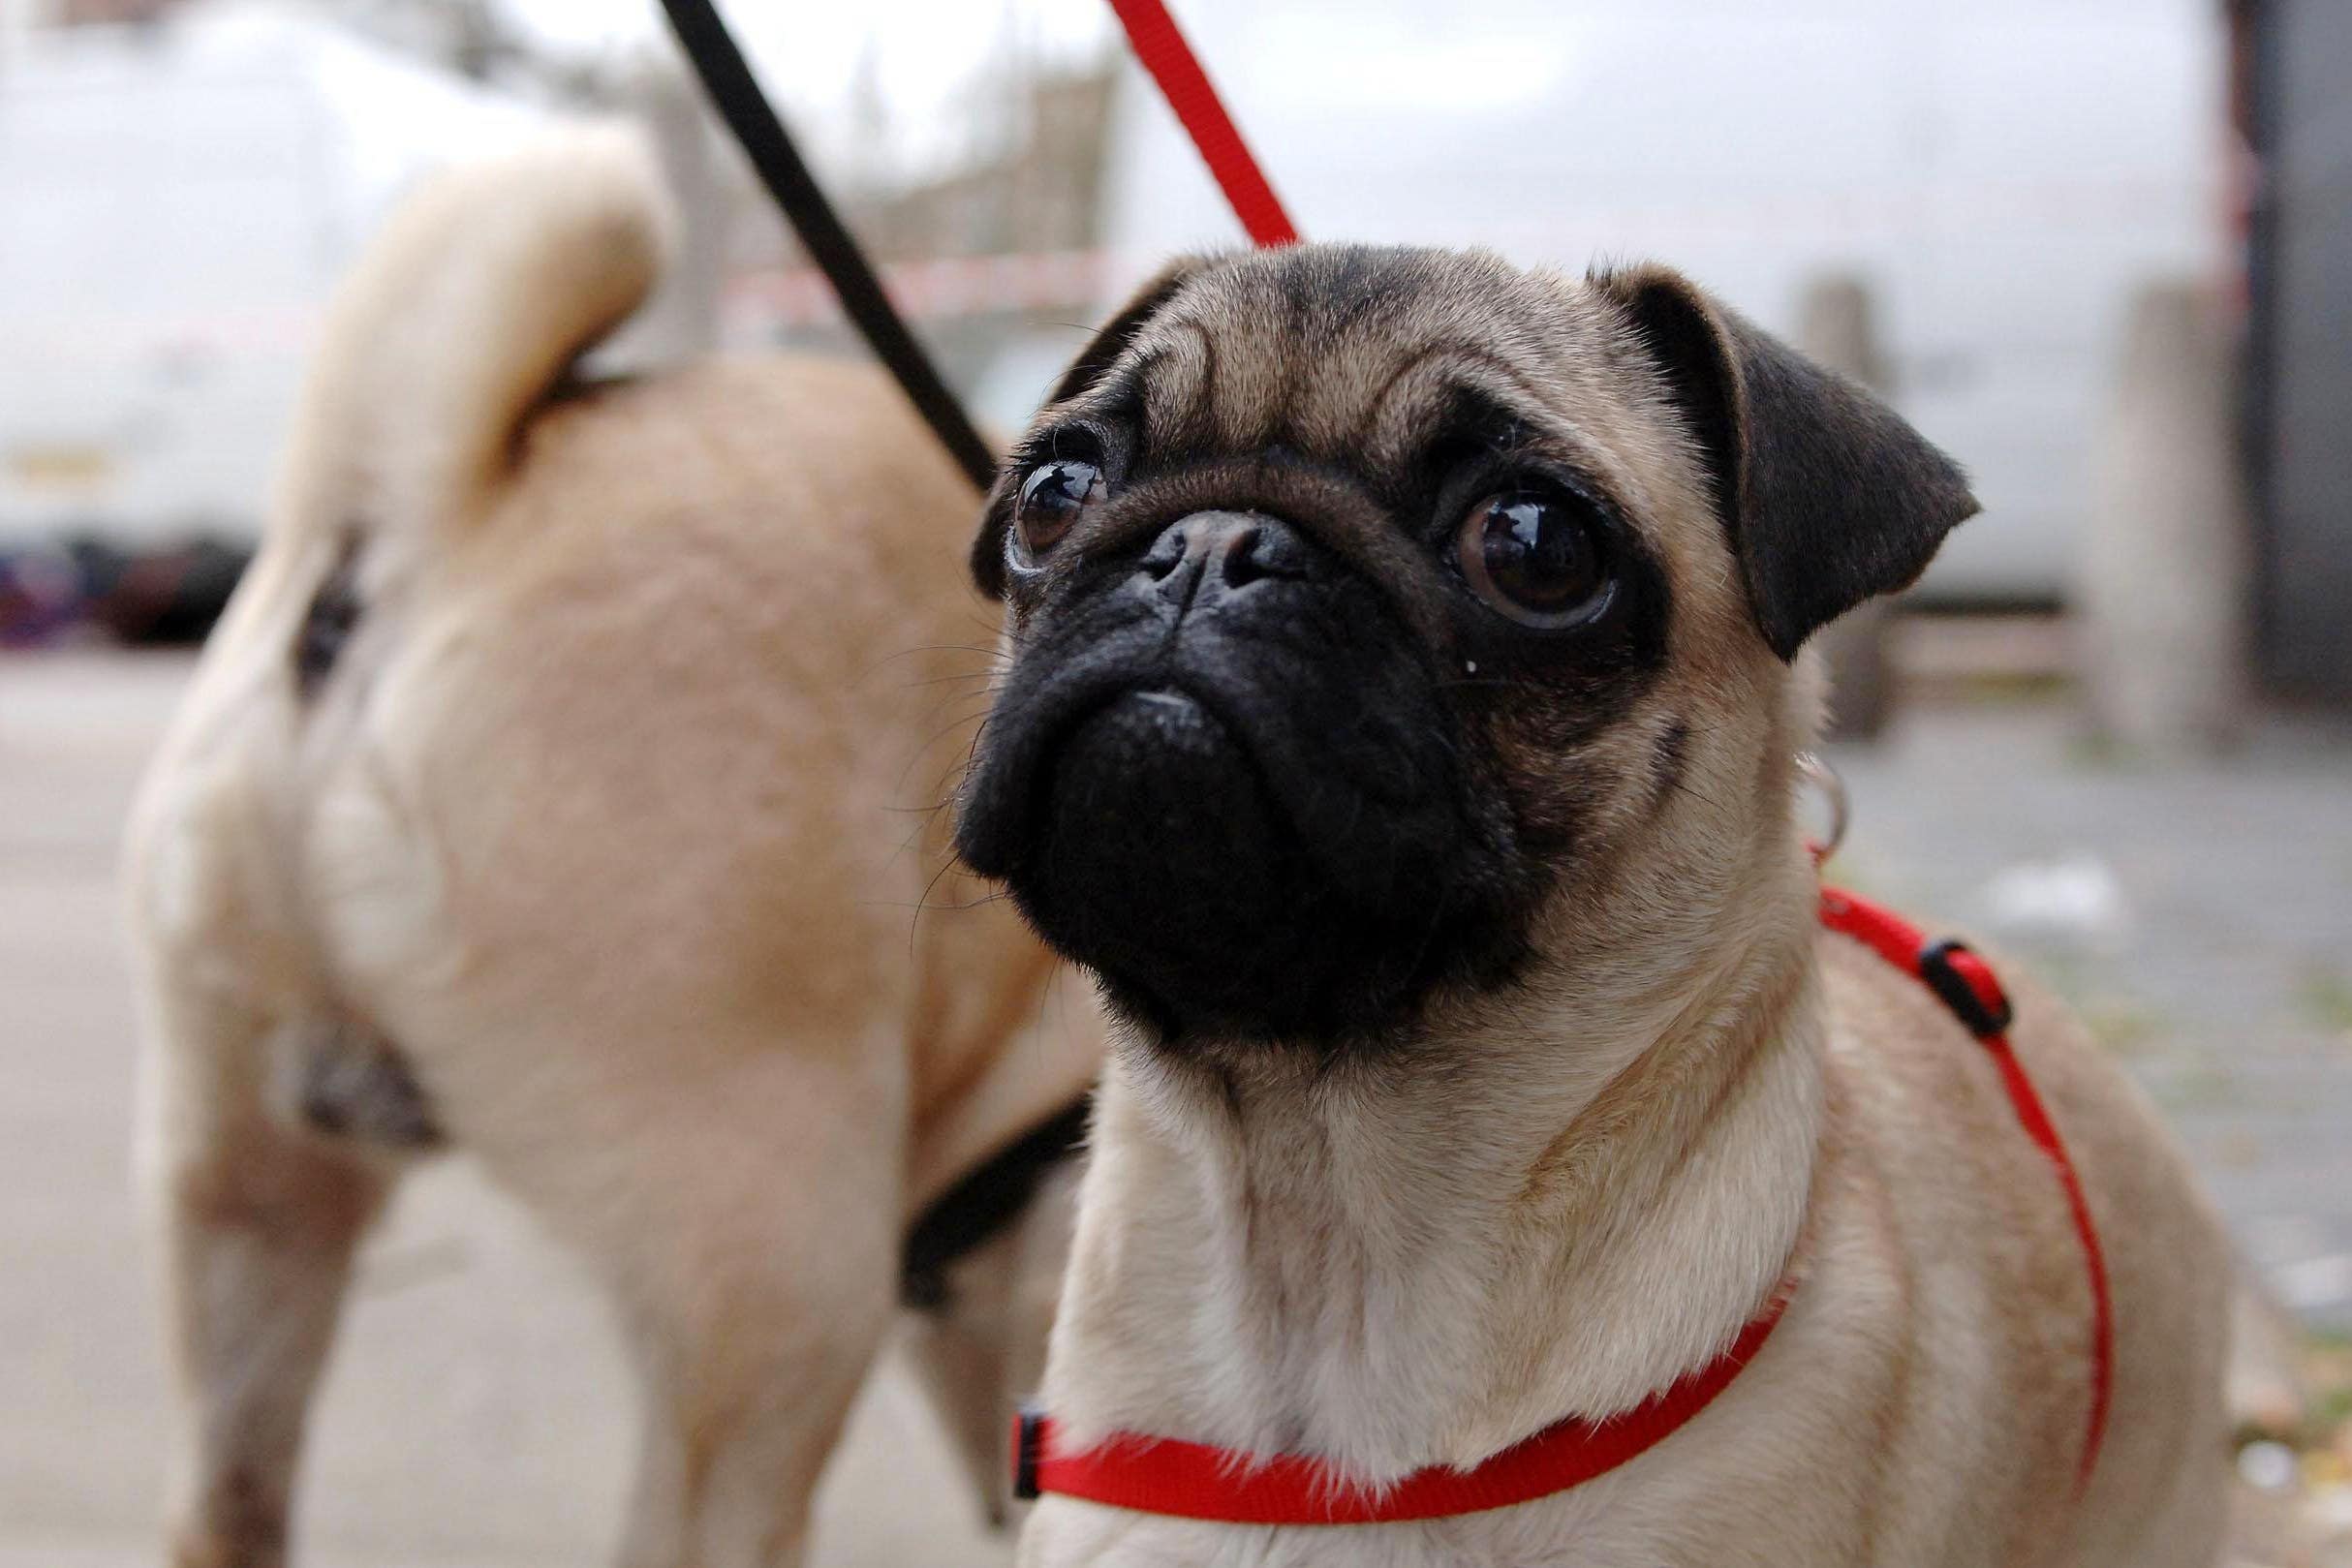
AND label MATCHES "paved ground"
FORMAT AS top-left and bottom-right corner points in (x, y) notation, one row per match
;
(3, 649), (2347, 1565)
